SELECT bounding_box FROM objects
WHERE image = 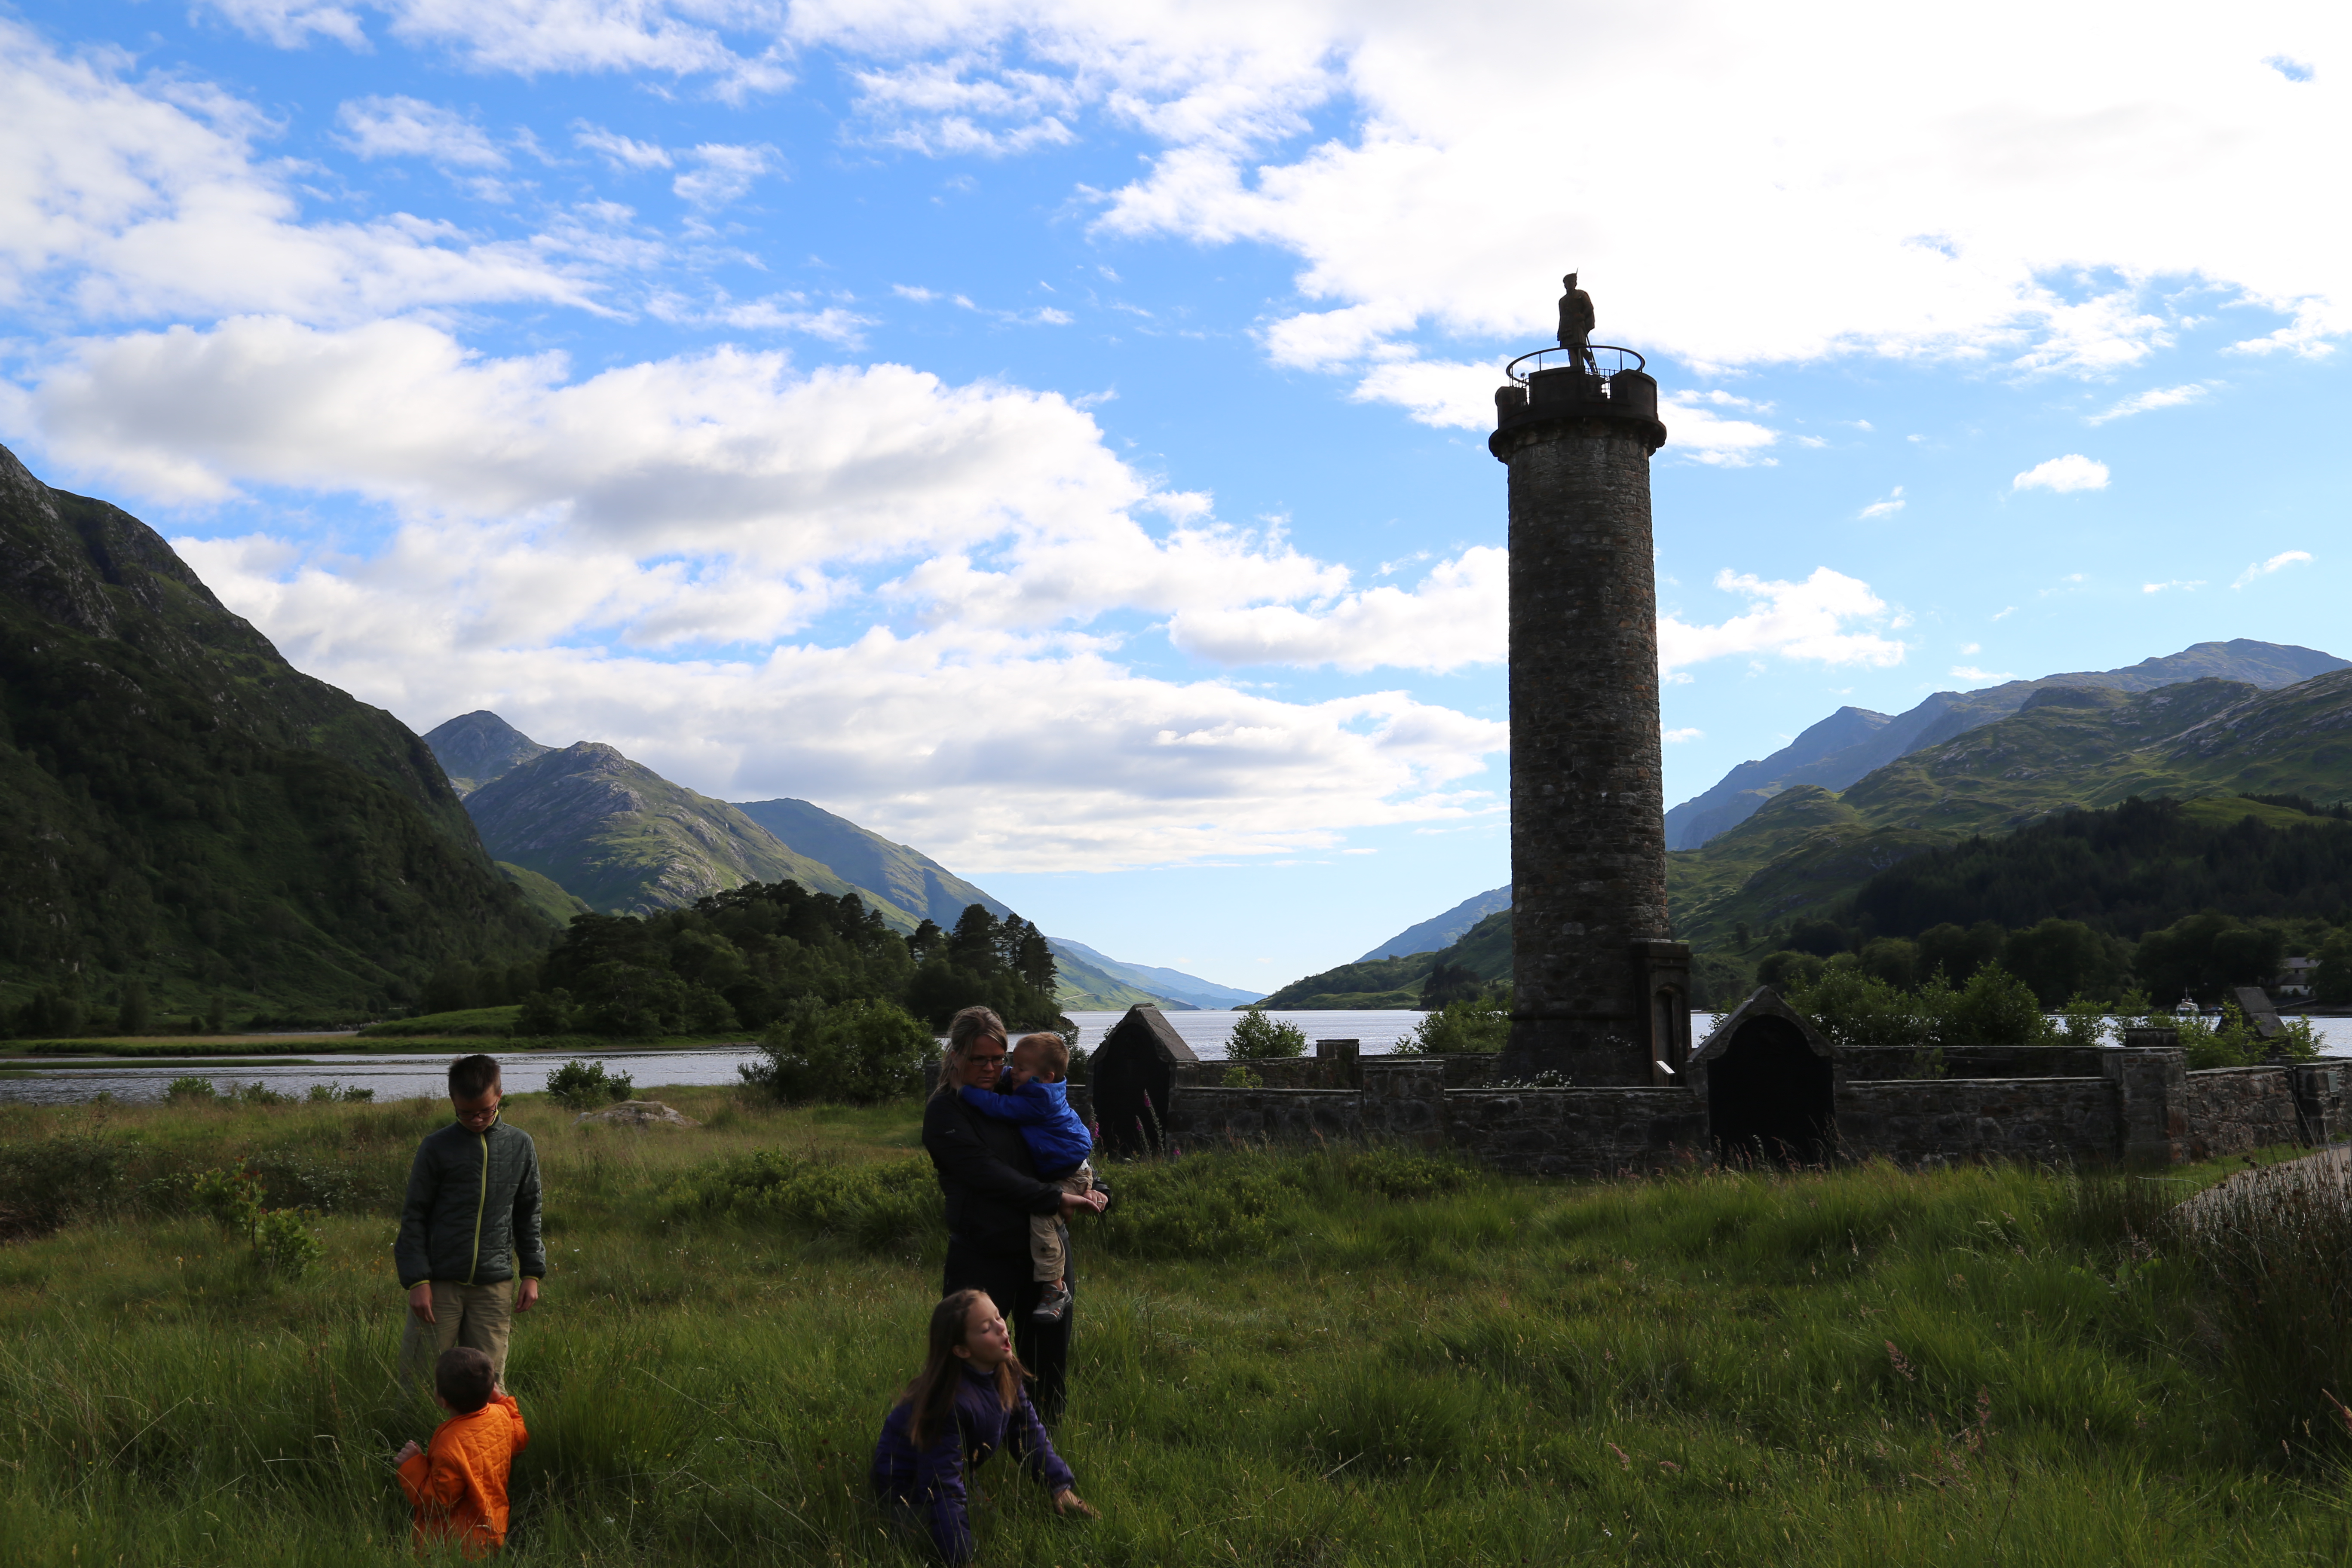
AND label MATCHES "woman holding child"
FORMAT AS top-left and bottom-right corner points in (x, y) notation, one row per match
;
(921, 1006), (1106, 1424)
